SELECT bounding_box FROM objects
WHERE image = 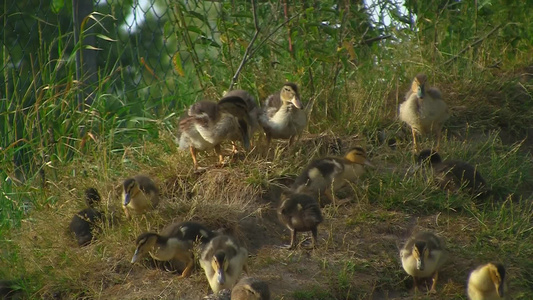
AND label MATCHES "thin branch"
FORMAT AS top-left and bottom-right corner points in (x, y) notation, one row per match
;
(228, 0), (260, 91)
(443, 25), (501, 65)
(248, 13), (301, 61)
